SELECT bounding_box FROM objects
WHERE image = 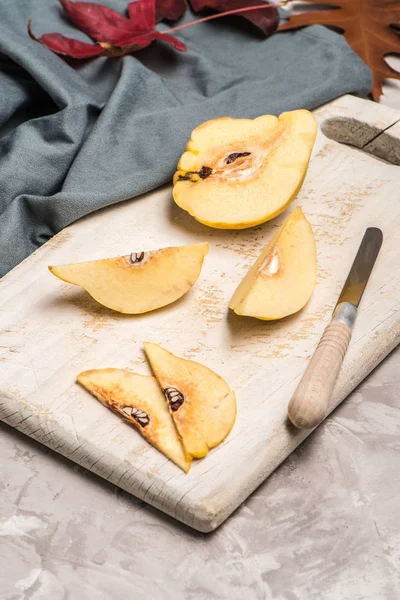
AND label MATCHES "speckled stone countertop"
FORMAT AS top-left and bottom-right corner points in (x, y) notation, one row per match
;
(1, 73), (400, 599)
